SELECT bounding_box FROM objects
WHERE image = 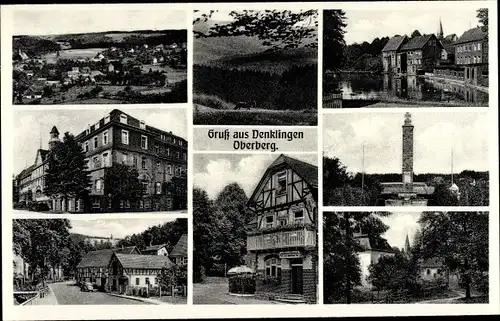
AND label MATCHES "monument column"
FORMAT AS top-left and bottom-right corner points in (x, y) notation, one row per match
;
(402, 112), (414, 187)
